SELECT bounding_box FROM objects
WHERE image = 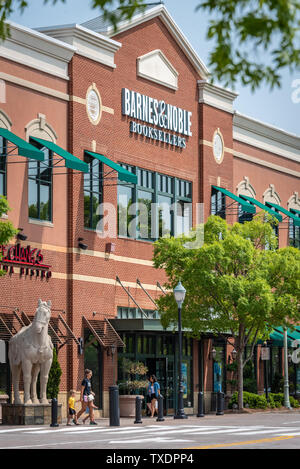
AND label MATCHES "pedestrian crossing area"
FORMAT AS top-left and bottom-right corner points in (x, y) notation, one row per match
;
(1, 423), (300, 448)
